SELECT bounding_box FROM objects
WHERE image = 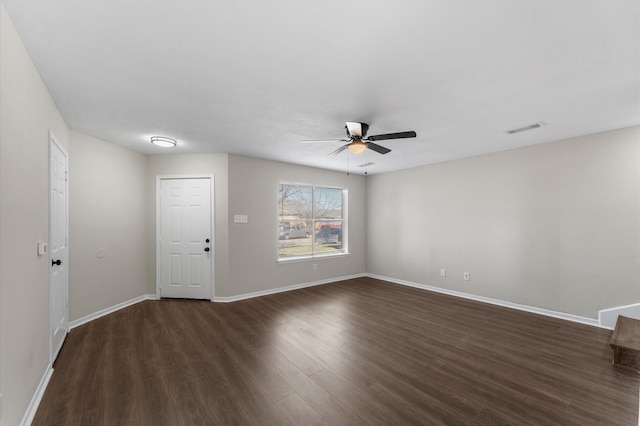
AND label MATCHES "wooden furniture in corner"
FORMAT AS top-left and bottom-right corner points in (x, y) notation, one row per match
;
(610, 315), (640, 372)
